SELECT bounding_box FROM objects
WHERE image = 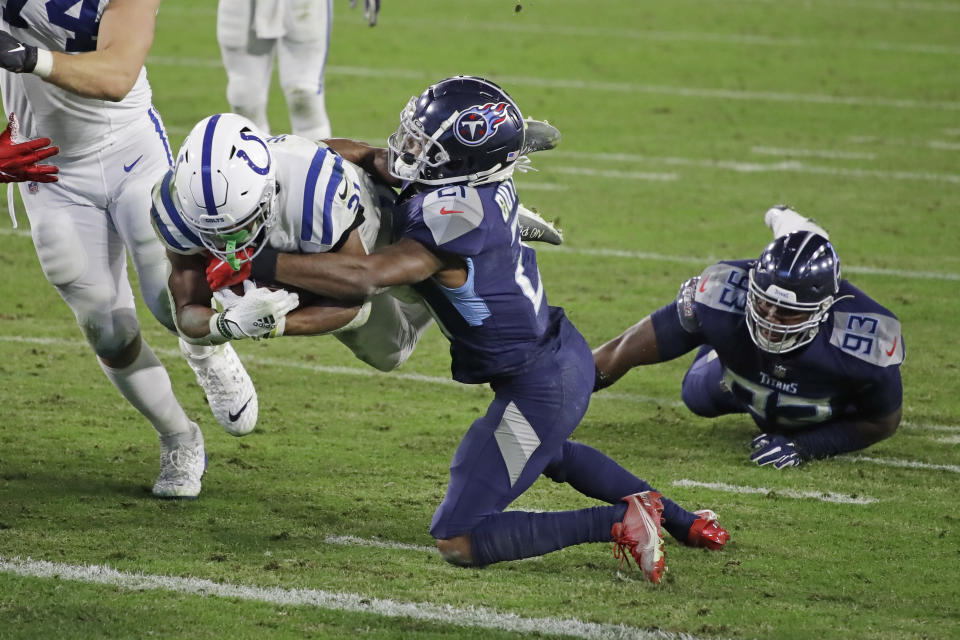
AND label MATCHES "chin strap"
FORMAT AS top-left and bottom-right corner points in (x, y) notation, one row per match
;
(219, 229), (250, 271)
